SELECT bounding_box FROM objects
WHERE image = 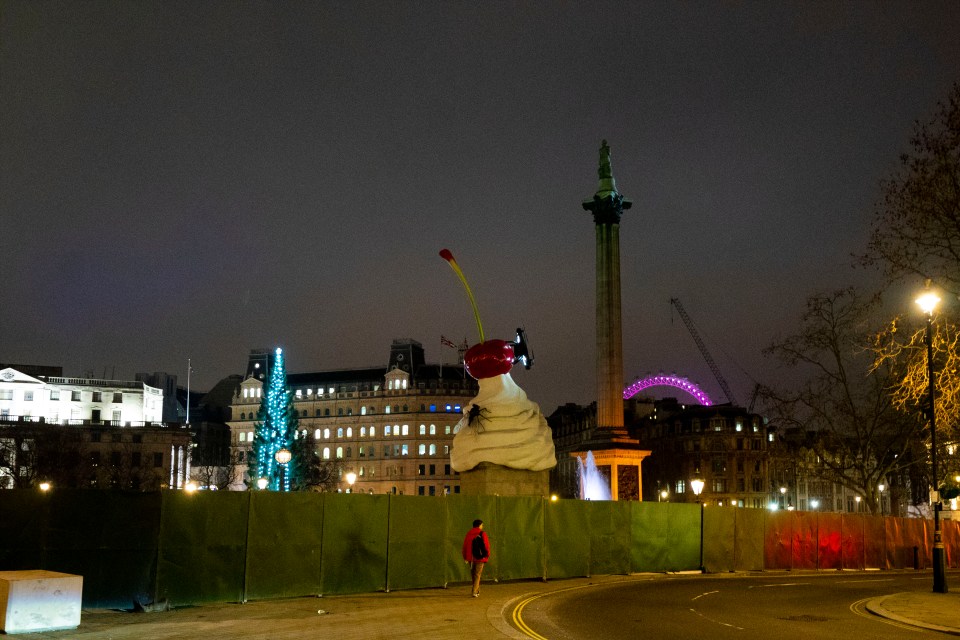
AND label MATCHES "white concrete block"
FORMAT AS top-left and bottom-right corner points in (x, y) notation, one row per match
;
(0, 570), (83, 634)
